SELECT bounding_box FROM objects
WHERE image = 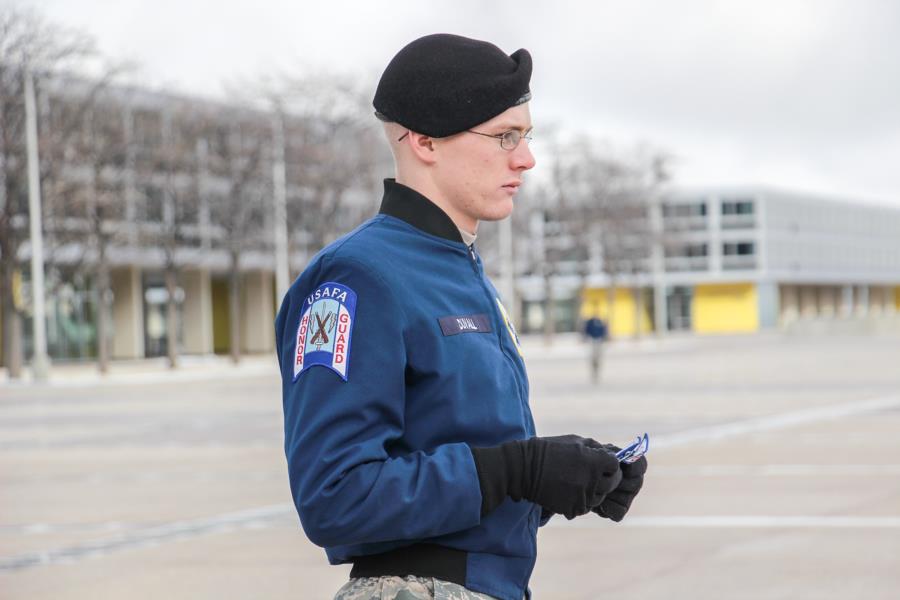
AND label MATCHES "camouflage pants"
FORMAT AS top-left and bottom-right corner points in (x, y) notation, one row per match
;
(334, 575), (501, 600)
